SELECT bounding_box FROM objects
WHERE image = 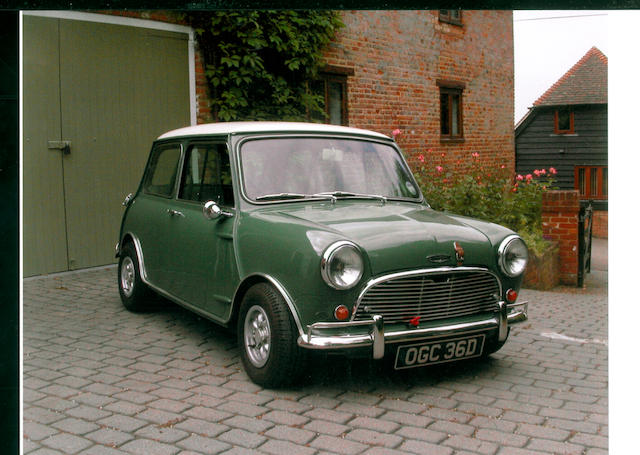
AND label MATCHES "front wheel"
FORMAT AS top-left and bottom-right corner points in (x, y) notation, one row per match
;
(237, 283), (305, 388)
